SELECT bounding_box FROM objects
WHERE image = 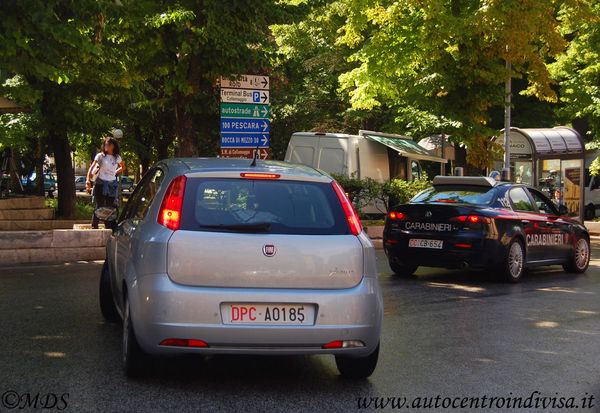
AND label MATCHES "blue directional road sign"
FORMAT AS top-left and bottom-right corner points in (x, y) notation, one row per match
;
(221, 133), (270, 148)
(220, 118), (270, 133)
